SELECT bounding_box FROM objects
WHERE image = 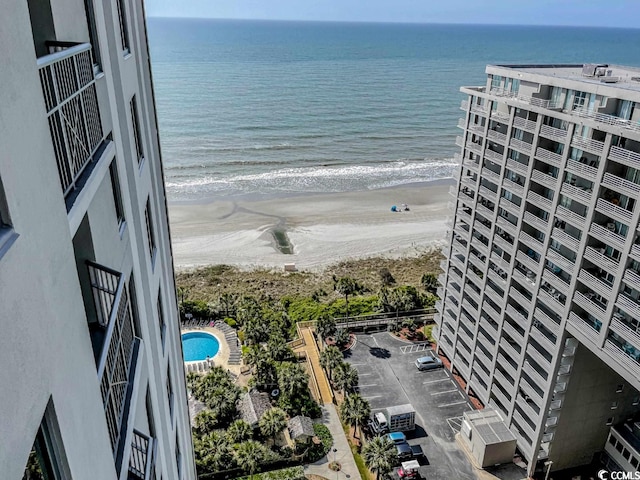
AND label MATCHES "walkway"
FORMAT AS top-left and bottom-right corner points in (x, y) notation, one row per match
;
(304, 404), (360, 480)
(300, 327), (334, 404)
(216, 321), (242, 365)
